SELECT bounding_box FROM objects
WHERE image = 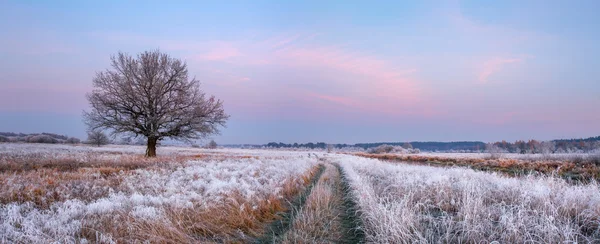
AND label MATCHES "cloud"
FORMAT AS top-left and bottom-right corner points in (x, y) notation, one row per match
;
(478, 57), (522, 83)
(197, 44), (241, 61)
(273, 46), (422, 104)
(89, 31), (430, 118)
